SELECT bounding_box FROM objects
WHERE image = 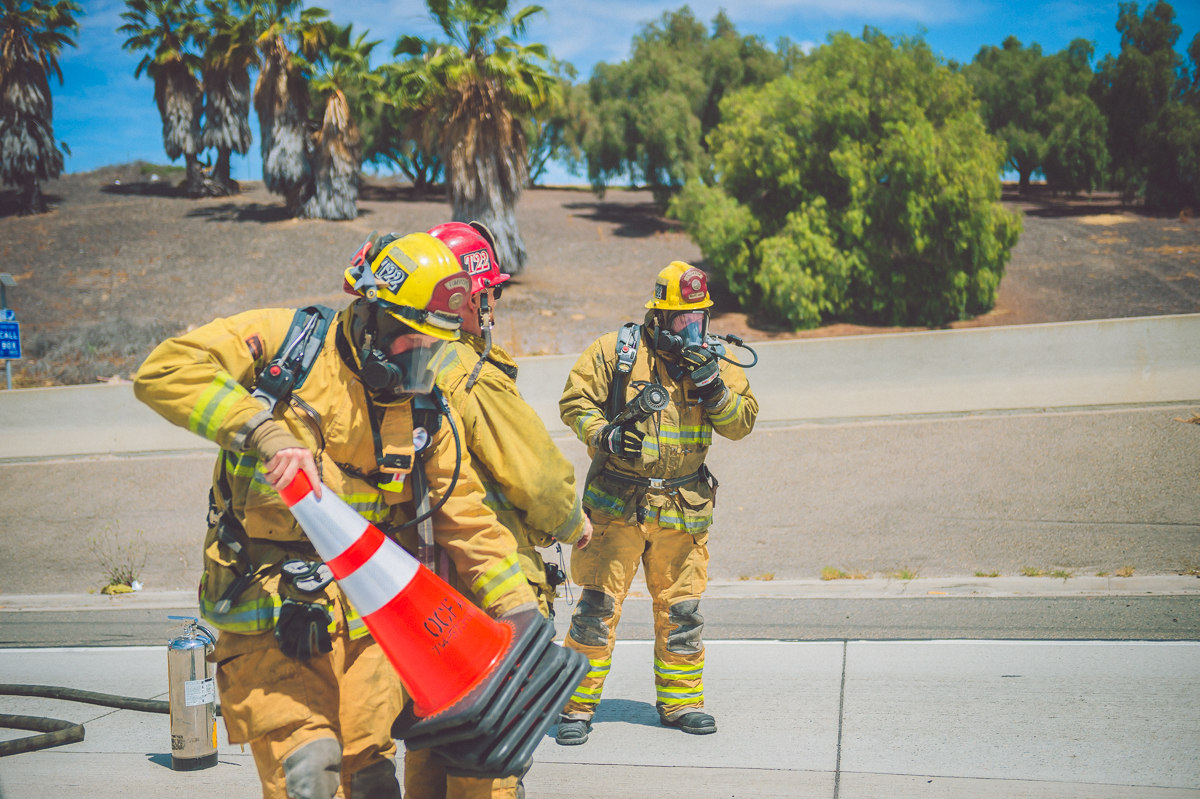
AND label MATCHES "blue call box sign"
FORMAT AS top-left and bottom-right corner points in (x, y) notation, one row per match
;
(0, 321), (21, 360)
